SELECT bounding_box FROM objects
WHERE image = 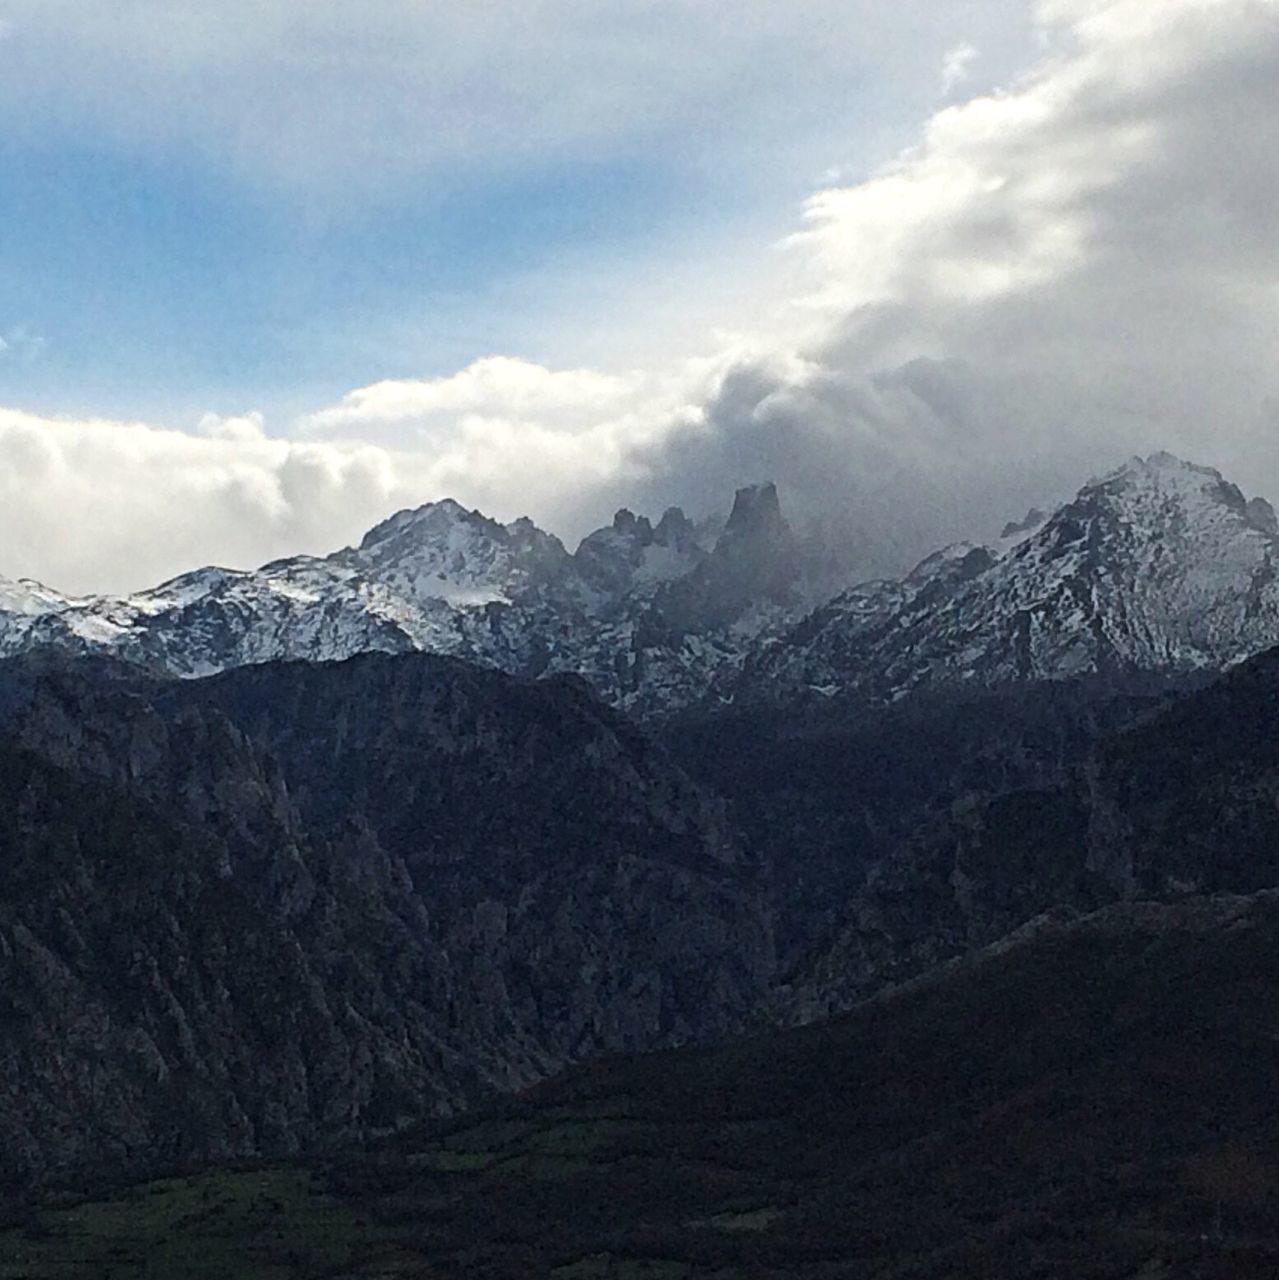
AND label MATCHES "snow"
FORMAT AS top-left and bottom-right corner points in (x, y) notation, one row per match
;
(636, 541), (700, 586)
(0, 576), (72, 617)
